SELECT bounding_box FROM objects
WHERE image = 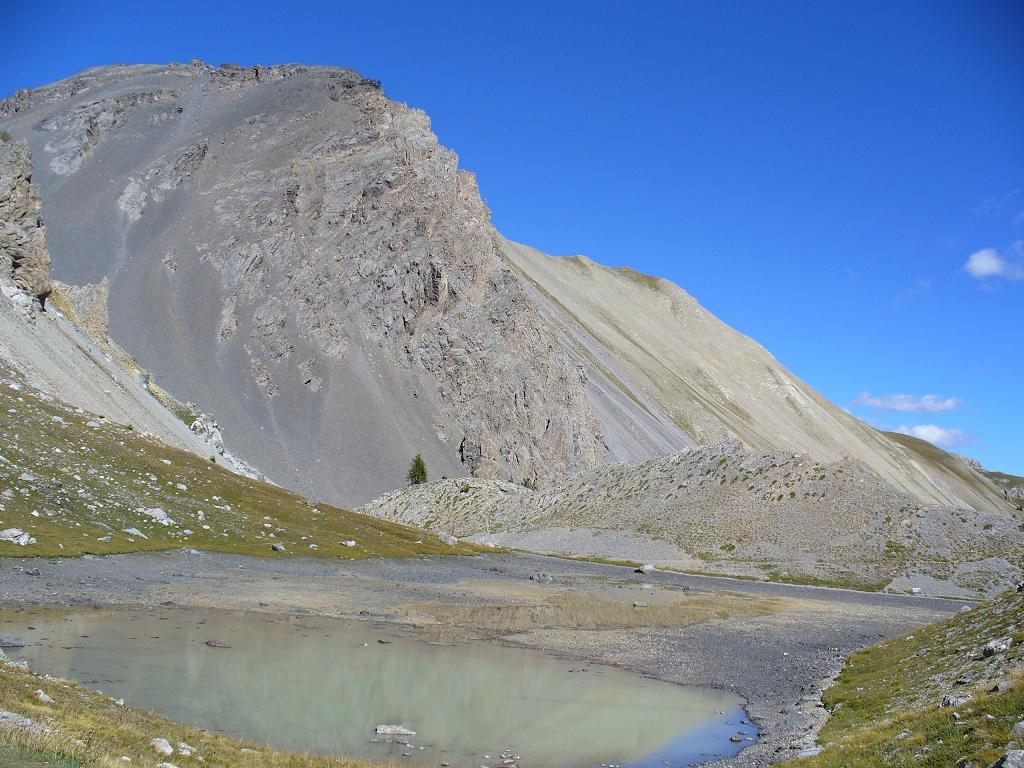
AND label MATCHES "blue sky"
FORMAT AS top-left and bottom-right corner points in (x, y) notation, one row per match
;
(3, 1), (1022, 473)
